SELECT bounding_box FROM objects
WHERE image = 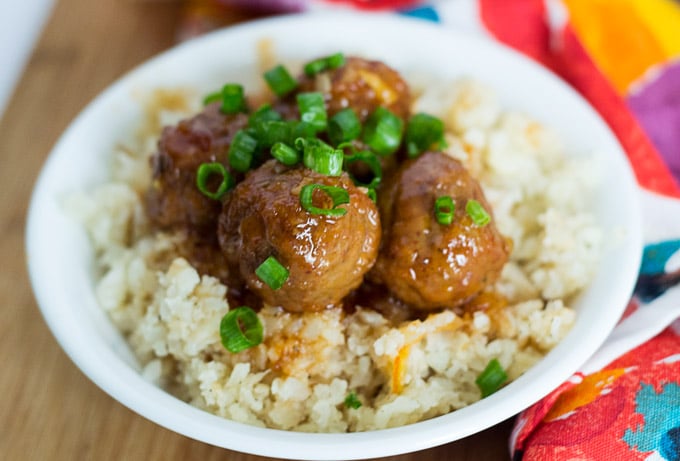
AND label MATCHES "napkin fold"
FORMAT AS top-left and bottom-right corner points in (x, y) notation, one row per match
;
(180, 1), (680, 458)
